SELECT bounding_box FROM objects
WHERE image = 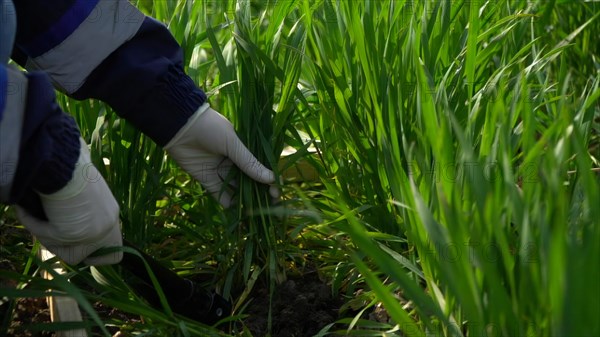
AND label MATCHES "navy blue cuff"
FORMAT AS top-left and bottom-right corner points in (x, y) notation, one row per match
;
(10, 71), (80, 204)
(73, 17), (207, 146)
